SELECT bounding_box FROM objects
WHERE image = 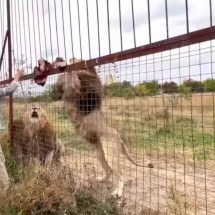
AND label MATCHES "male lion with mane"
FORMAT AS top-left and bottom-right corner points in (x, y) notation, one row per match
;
(55, 57), (153, 198)
(20, 104), (65, 165)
